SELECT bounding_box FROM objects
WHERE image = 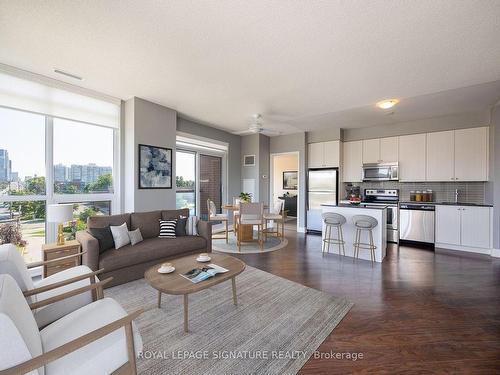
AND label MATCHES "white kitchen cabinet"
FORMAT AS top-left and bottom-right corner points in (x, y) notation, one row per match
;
(362, 139), (380, 164)
(454, 127), (488, 181)
(435, 205), (461, 246)
(362, 137), (398, 164)
(308, 141), (340, 168)
(308, 142), (324, 168)
(380, 137), (399, 163)
(342, 141), (363, 182)
(398, 134), (426, 181)
(426, 130), (455, 181)
(323, 140), (340, 167)
(460, 206), (491, 249)
(435, 205), (492, 251)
